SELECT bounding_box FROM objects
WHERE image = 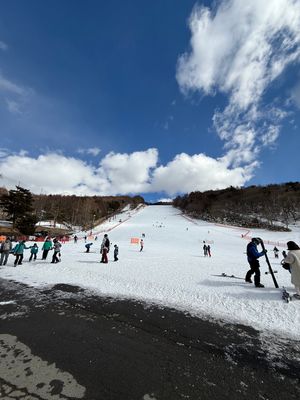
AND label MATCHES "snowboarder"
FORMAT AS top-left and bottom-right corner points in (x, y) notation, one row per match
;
(283, 241), (300, 299)
(13, 240), (30, 266)
(114, 244), (119, 261)
(140, 239), (144, 252)
(273, 246), (279, 258)
(42, 237), (52, 260)
(100, 234), (110, 263)
(85, 243), (93, 253)
(0, 237), (12, 266)
(245, 238), (266, 287)
(29, 243), (39, 261)
(51, 239), (62, 263)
